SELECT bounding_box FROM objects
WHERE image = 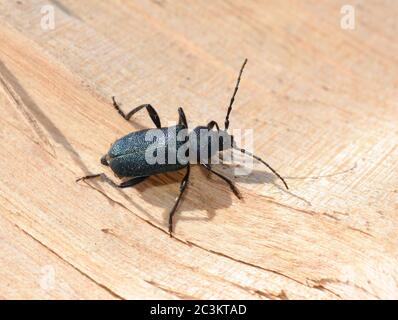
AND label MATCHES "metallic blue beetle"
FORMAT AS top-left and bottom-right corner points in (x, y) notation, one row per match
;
(77, 59), (288, 236)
